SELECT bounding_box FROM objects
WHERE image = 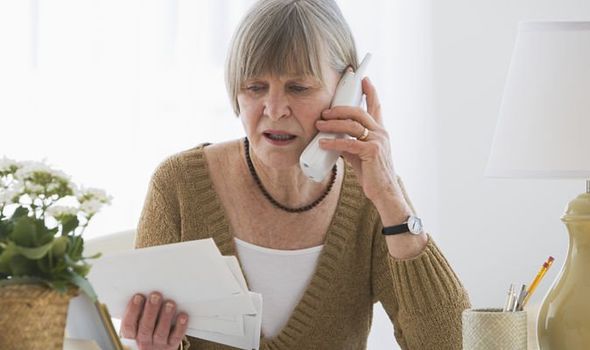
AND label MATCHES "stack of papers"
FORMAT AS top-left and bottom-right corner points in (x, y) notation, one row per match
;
(87, 238), (262, 350)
